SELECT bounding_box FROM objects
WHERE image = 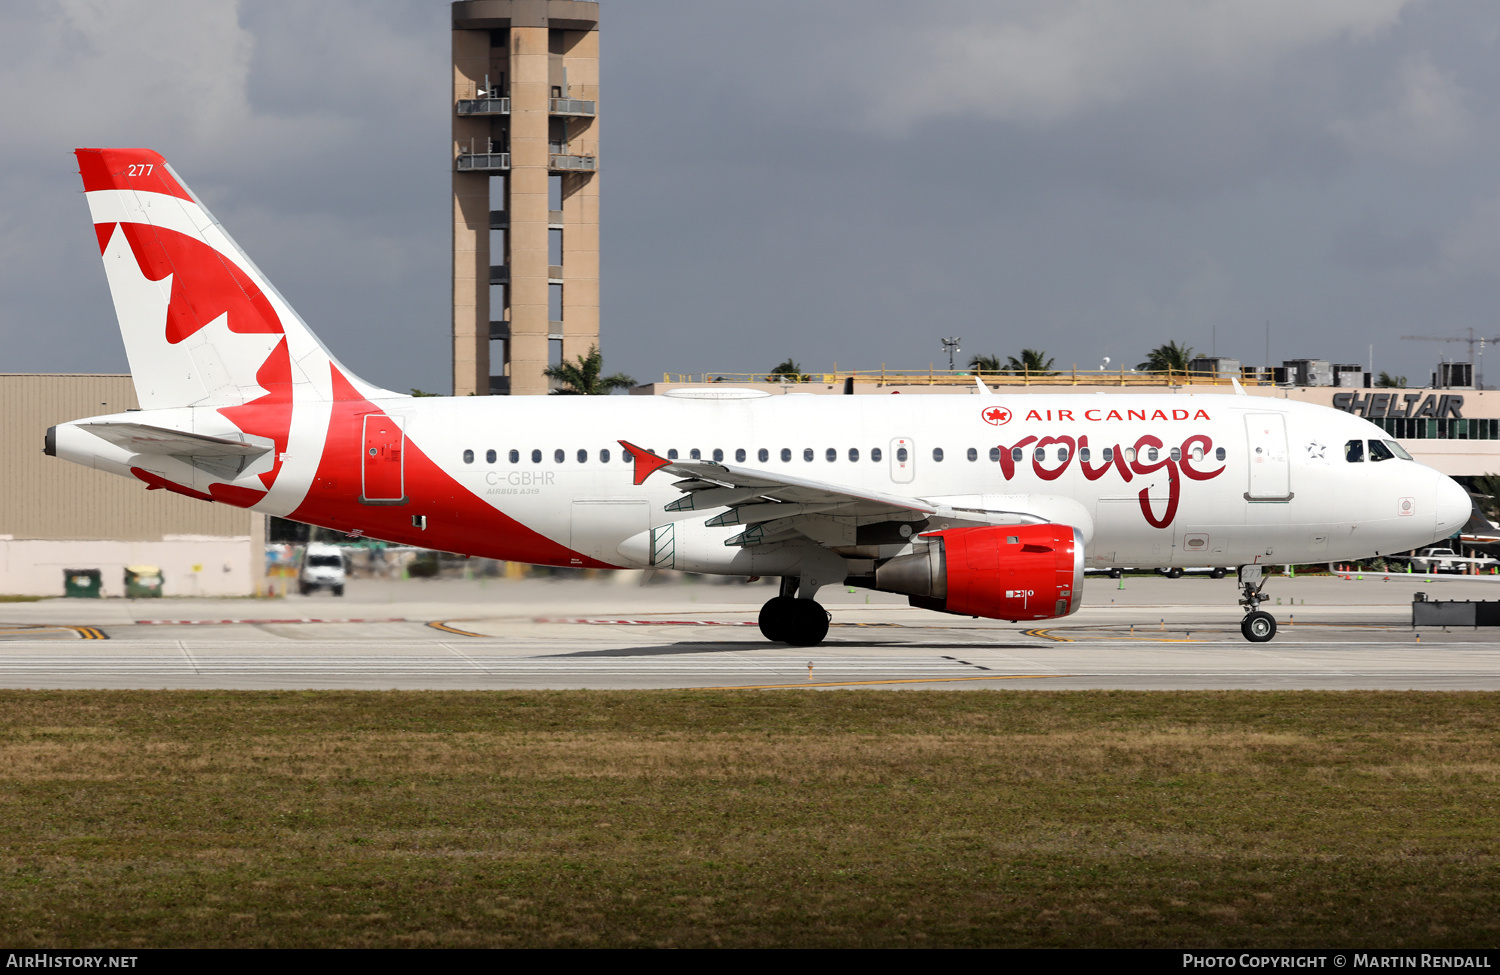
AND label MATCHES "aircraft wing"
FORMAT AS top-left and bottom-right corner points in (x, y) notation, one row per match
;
(619, 440), (1057, 549)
